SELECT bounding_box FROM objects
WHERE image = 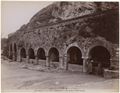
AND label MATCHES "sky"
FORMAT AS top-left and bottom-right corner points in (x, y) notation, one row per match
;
(1, 1), (54, 38)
